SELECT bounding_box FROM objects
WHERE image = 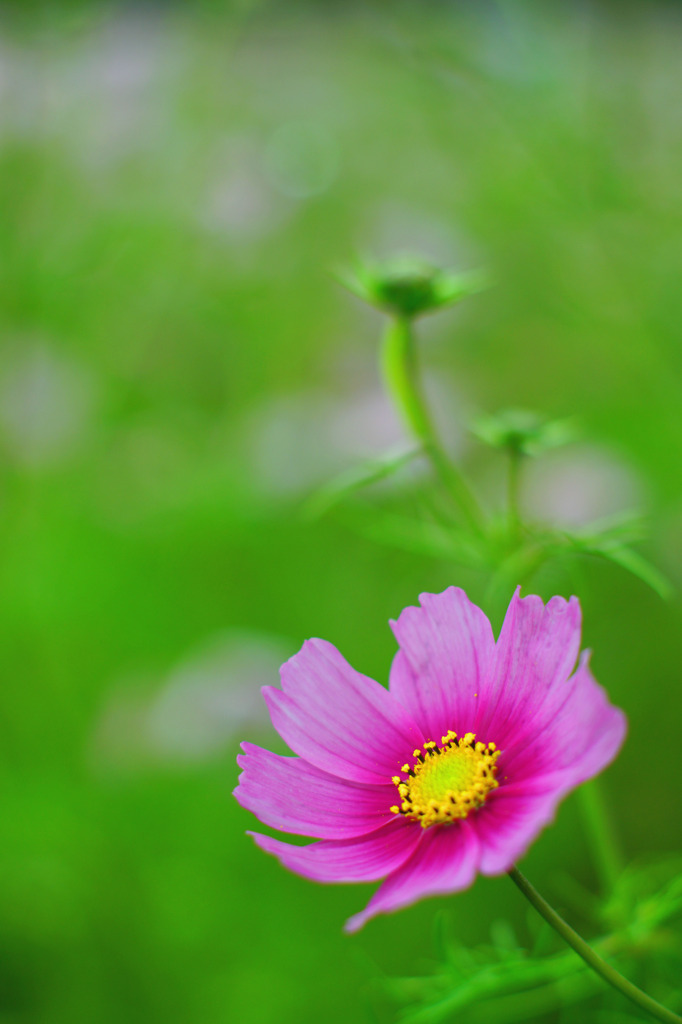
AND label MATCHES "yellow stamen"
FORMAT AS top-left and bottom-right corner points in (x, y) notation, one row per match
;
(390, 731), (500, 828)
